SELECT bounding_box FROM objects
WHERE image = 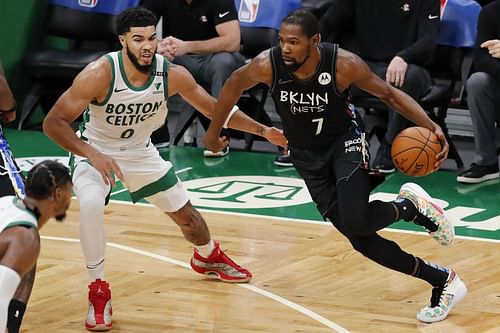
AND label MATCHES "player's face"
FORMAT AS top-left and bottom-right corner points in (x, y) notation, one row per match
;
(121, 26), (158, 73)
(52, 182), (72, 222)
(278, 23), (318, 72)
